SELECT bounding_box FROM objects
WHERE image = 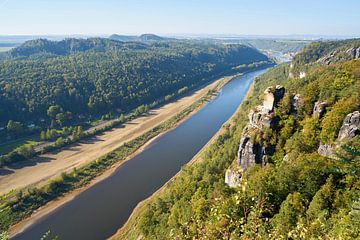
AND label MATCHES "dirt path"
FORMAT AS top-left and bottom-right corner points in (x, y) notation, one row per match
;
(0, 78), (224, 195)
